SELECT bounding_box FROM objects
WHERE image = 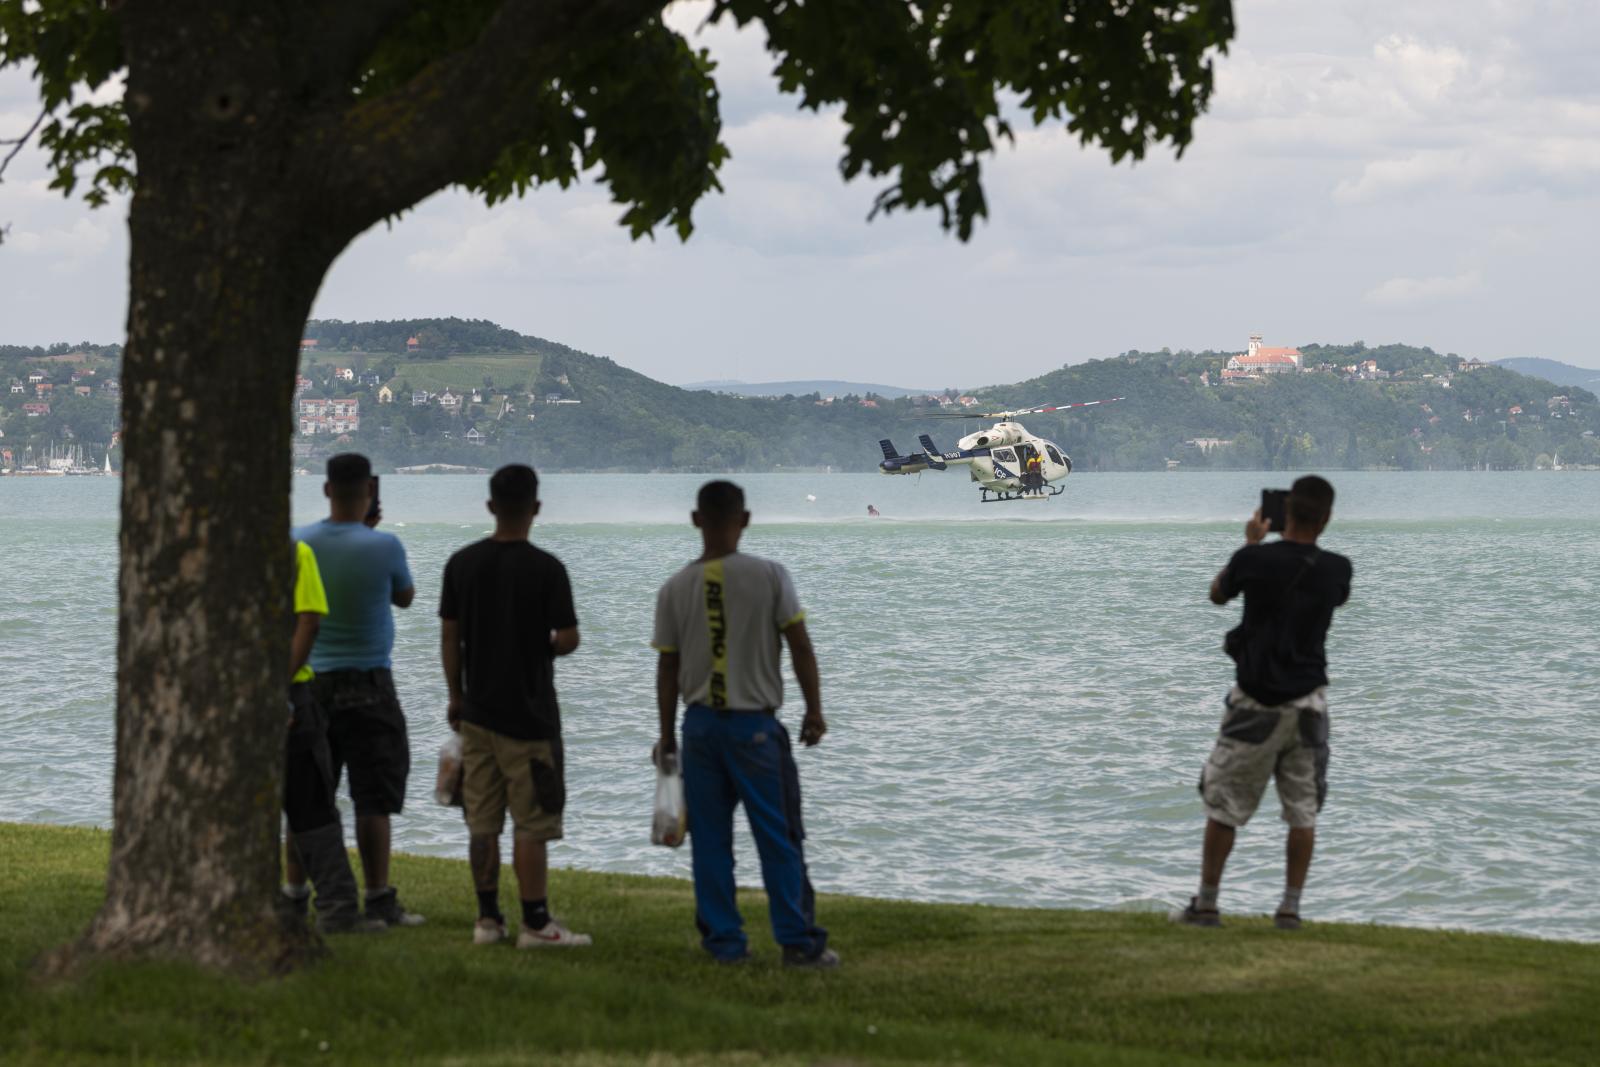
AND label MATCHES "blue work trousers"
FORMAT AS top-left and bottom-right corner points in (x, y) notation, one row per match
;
(681, 704), (828, 961)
